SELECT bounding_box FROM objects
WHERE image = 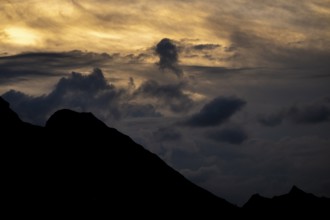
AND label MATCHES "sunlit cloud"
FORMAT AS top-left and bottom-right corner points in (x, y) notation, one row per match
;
(4, 27), (40, 46)
(1, 0), (328, 68)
